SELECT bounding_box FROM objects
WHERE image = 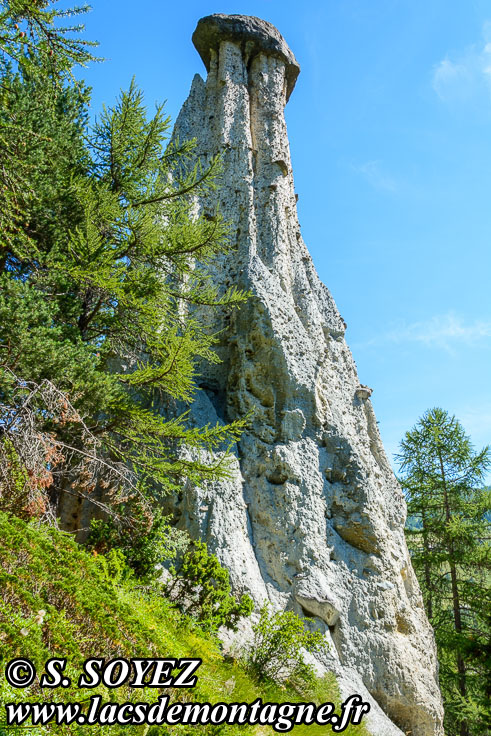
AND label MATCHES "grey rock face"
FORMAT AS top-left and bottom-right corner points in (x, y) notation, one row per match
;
(170, 14), (444, 736)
